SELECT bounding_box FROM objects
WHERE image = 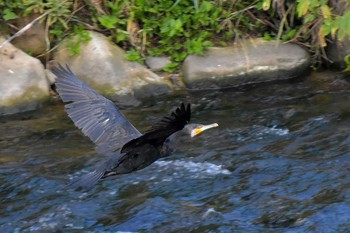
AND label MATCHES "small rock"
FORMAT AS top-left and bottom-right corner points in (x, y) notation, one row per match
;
(125, 61), (172, 98)
(182, 39), (311, 89)
(0, 37), (50, 115)
(145, 56), (171, 71)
